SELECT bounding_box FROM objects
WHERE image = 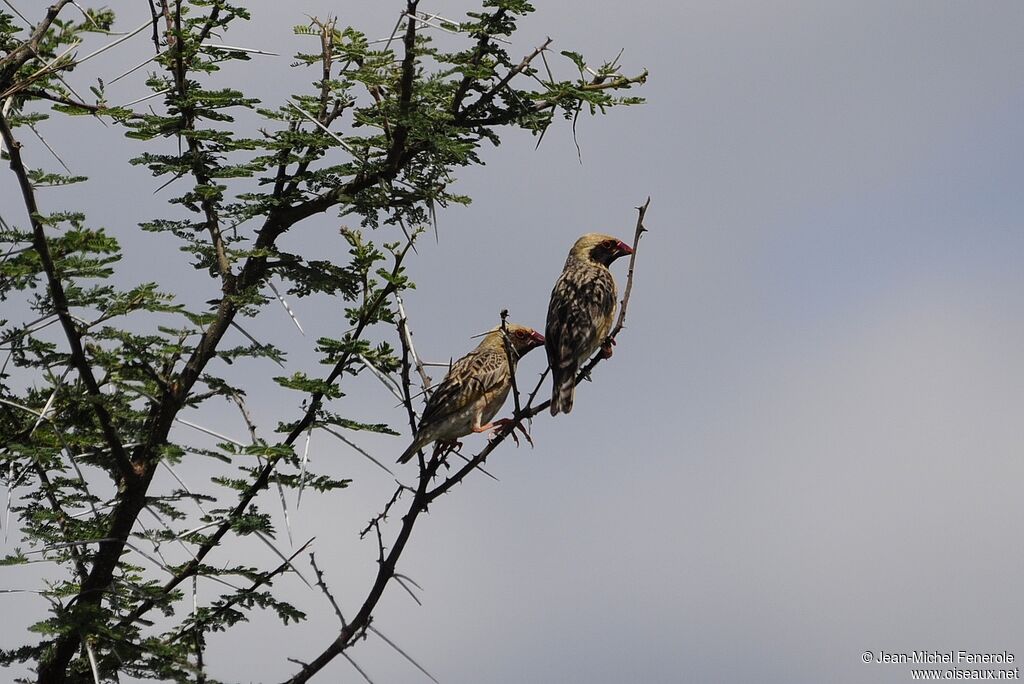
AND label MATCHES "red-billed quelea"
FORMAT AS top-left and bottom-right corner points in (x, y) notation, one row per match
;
(397, 324), (545, 464)
(545, 233), (633, 415)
